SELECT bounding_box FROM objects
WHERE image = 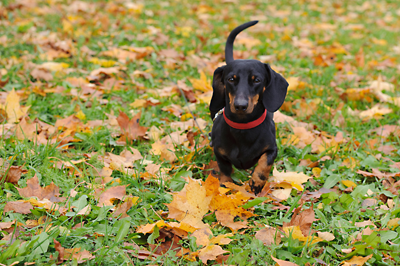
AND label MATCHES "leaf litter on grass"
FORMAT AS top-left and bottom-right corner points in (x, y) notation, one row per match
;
(0, 0), (400, 265)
